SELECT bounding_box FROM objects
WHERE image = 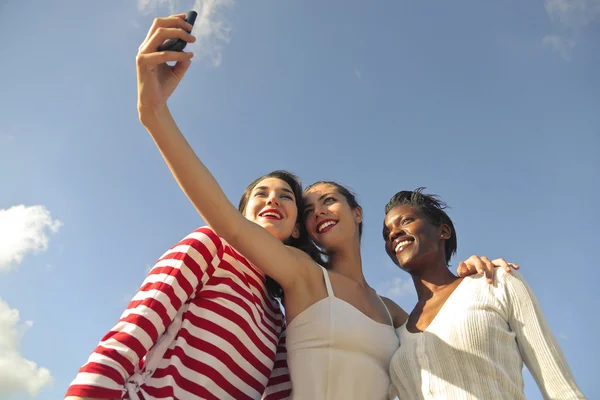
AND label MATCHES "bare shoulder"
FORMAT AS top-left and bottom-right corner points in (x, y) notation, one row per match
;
(380, 296), (409, 328)
(284, 246), (324, 280)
